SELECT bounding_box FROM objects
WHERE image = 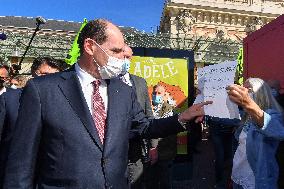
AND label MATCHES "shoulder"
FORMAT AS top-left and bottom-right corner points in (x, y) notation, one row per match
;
(109, 77), (133, 91)
(130, 74), (147, 87)
(4, 88), (21, 95)
(2, 88), (22, 101)
(130, 74), (146, 82)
